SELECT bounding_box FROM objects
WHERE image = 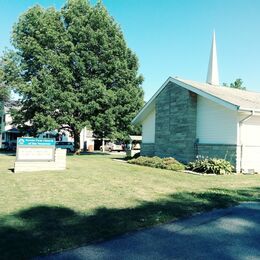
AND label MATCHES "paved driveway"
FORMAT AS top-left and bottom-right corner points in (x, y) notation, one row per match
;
(39, 202), (260, 260)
